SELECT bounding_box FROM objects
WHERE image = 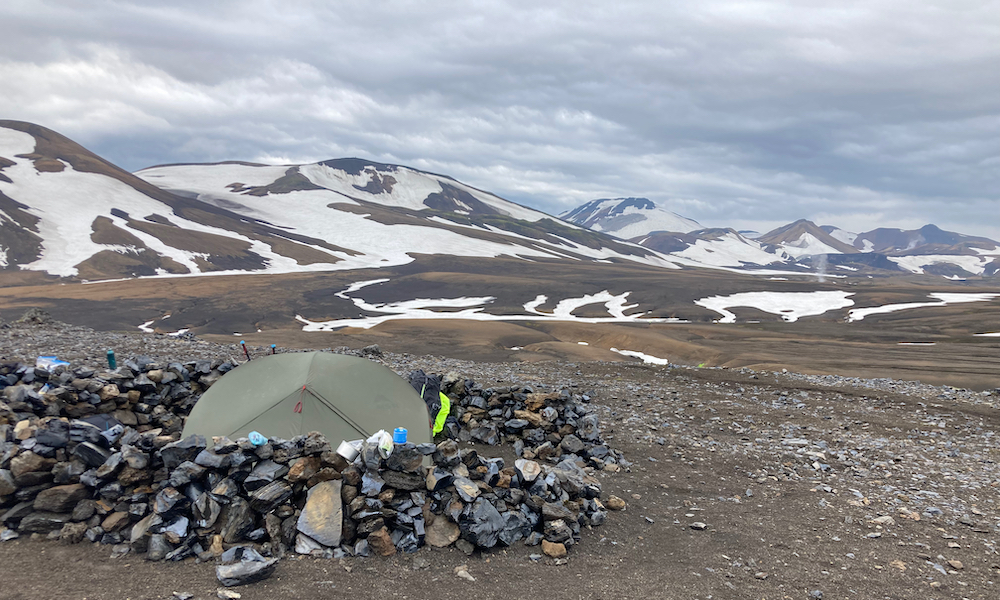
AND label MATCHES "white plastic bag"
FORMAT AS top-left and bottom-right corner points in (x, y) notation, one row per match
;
(367, 429), (394, 458)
